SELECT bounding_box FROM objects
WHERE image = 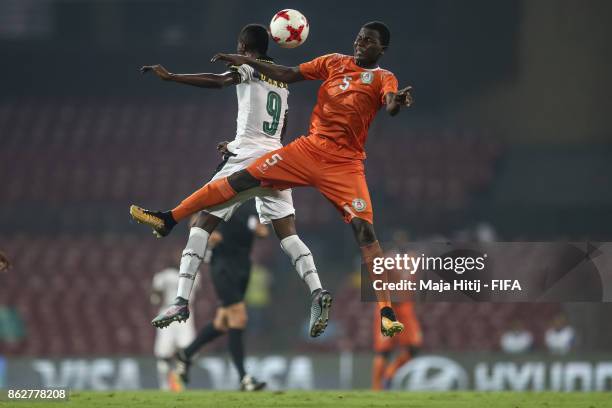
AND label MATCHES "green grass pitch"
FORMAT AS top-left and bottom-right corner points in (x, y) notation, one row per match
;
(5, 391), (610, 408)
